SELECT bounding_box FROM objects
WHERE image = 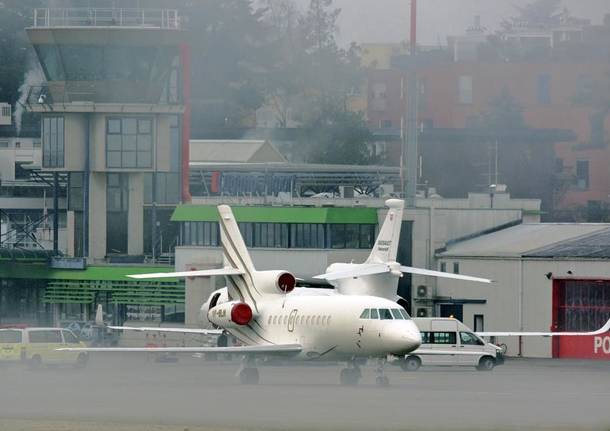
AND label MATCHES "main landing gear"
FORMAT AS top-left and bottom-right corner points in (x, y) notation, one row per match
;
(238, 355), (259, 385)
